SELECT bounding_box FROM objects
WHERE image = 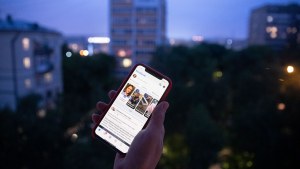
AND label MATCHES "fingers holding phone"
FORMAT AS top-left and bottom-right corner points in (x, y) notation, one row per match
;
(93, 64), (172, 154)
